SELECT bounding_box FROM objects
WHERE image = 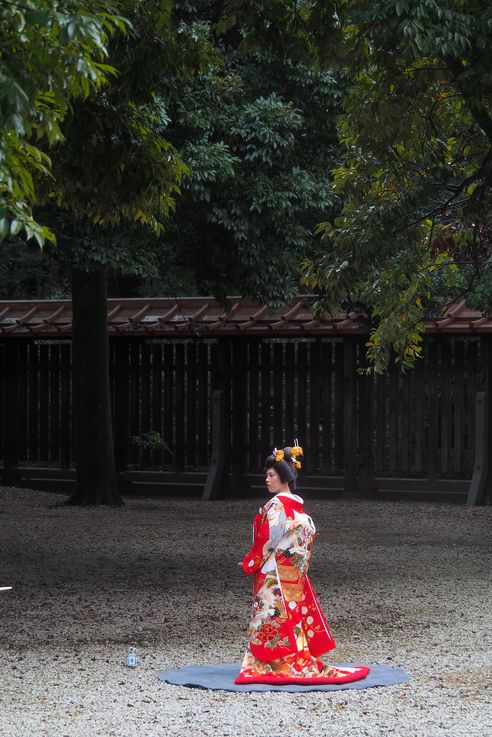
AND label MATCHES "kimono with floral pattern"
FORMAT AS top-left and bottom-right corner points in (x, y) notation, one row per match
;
(235, 491), (371, 685)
